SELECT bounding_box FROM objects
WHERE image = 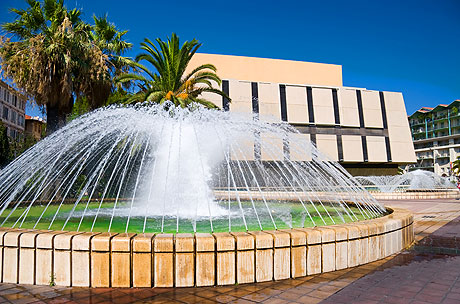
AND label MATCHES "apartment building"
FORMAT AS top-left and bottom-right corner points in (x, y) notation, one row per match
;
(0, 80), (26, 139)
(187, 54), (416, 176)
(408, 100), (460, 176)
(25, 115), (46, 140)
